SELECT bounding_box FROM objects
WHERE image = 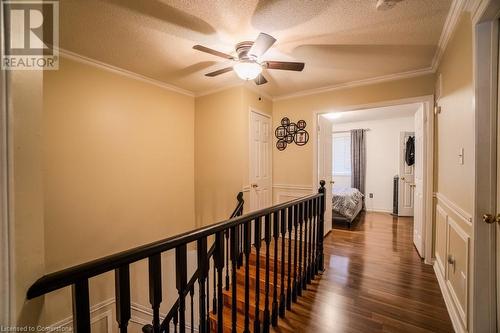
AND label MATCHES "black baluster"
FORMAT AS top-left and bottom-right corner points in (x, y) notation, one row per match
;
(319, 180), (326, 271)
(239, 224), (244, 267)
(190, 286), (194, 333)
(315, 196), (321, 274)
(297, 203), (303, 297)
(212, 255), (217, 314)
(148, 254), (162, 333)
(197, 237), (208, 333)
(176, 245), (187, 333)
(206, 263), (210, 330)
(254, 217), (262, 333)
(72, 279), (90, 333)
(302, 202), (308, 290)
(312, 198), (318, 276)
(279, 209), (286, 317)
(292, 205), (299, 303)
(286, 206), (293, 310)
(230, 226), (238, 333)
(271, 211), (279, 326)
(115, 266), (131, 333)
(263, 214), (271, 333)
(307, 200), (313, 284)
(225, 230), (230, 290)
(244, 221), (251, 333)
(215, 231), (225, 333)
(173, 310), (178, 333)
